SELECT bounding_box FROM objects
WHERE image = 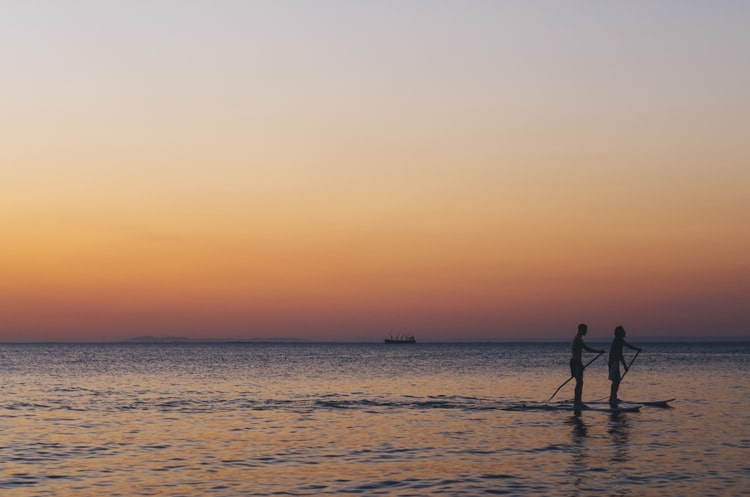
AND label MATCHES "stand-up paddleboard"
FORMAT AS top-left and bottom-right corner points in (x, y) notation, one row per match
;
(585, 398), (675, 408)
(507, 403), (641, 413)
(547, 404), (641, 413)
